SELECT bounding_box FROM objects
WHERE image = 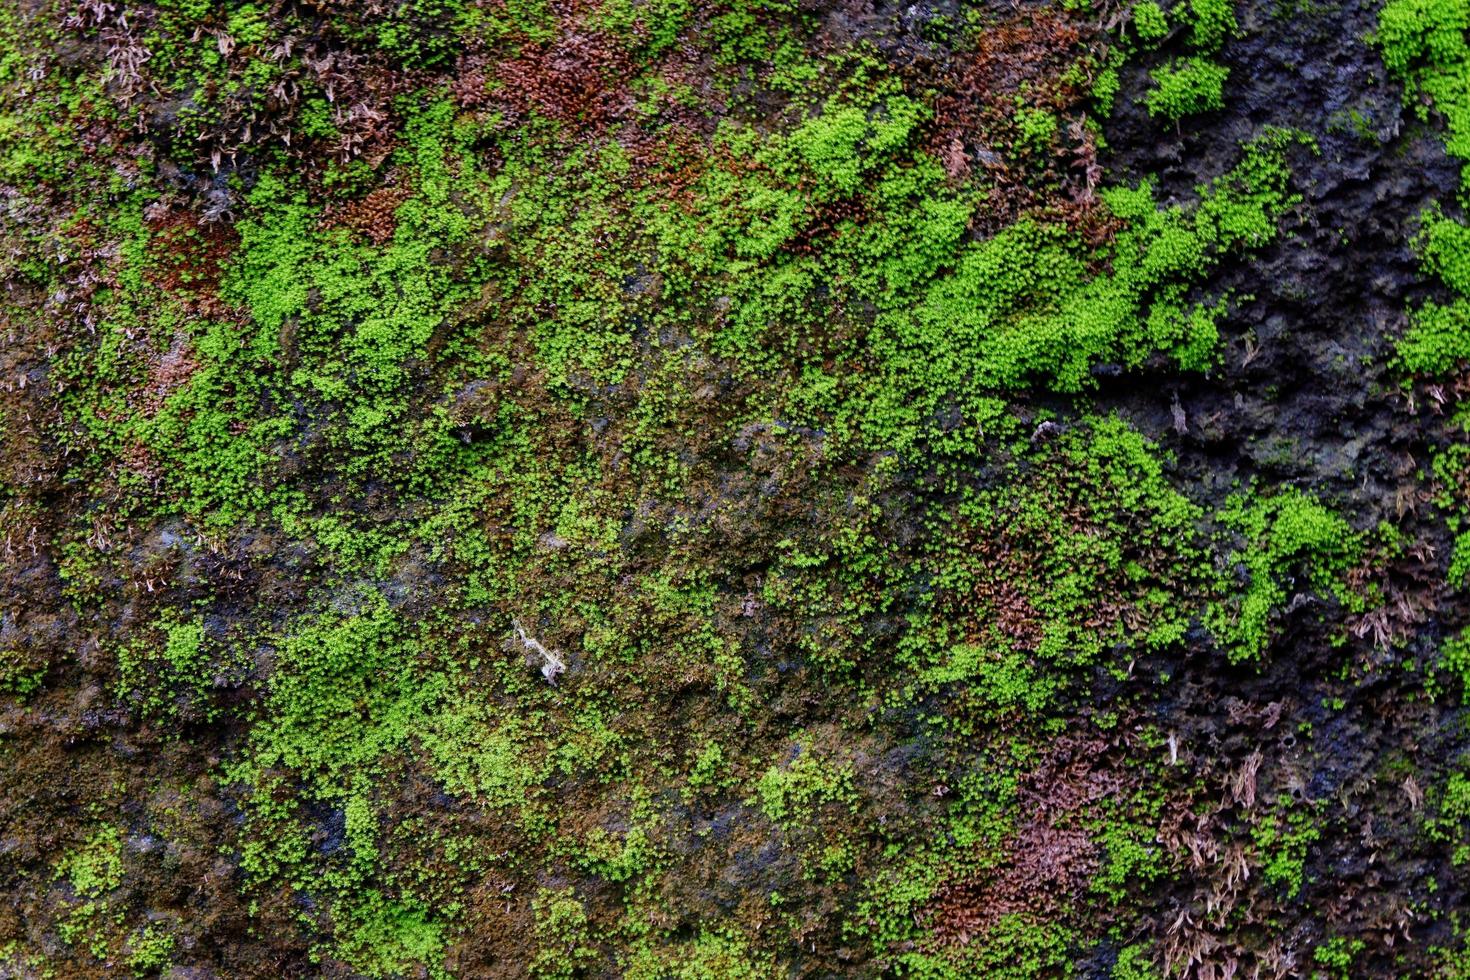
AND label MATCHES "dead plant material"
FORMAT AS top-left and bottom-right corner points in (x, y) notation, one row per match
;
(321, 184), (413, 245)
(924, 819), (1098, 945)
(137, 334), (201, 419)
(940, 535), (1045, 651)
(927, 8), (1113, 239)
(1227, 751), (1262, 810)
(143, 209), (241, 313)
(493, 28), (632, 129)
